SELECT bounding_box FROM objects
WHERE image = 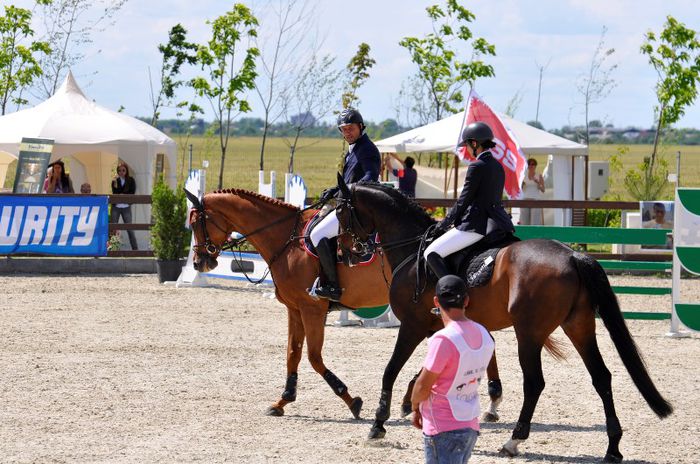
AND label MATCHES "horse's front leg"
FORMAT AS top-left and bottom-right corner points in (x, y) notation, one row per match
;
(370, 322), (425, 439)
(400, 371), (420, 418)
(301, 306), (363, 419)
(266, 306), (305, 416)
(483, 339), (503, 422)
